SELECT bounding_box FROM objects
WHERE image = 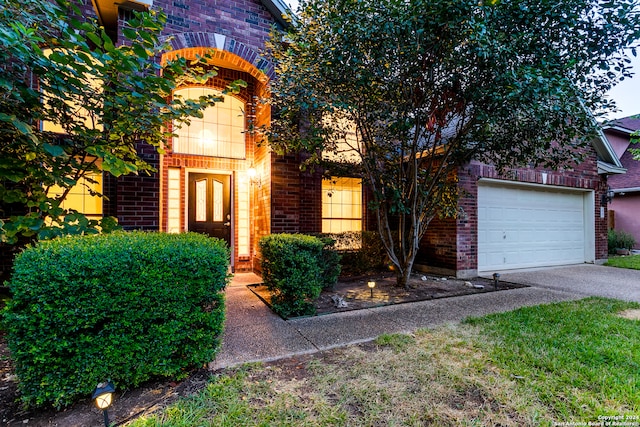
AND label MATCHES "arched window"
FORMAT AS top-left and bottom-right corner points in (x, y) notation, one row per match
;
(172, 87), (246, 158)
